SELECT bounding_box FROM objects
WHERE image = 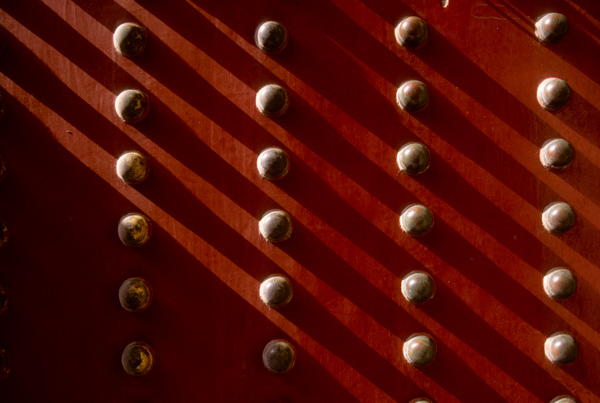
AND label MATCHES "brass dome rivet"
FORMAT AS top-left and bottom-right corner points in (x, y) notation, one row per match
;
(397, 142), (430, 174)
(116, 151), (149, 184)
(257, 147), (290, 180)
(260, 275), (293, 307)
(113, 23), (147, 57)
(262, 339), (296, 373)
(542, 202), (575, 234)
(397, 80), (429, 112)
(256, 85), (289, 117)
(550, 396), (577, 403)
(121, 341), (154, 376)
(115, 89), (150, 123)
(409, 399), (433, 403)
(543, 268), (577, 300)
(259, 210), (292, 242)
(395, 16), (428, 48)
(400, 204), (434, 236)
(537, 78), (570, 111)
(545, 332), (577, 365)
(255, 21), (288, 54)
(118, 213), (152, 247)
(119, 277), (153, 312)
(403, 334), (437, 366)
(535, 13), (569, 44)
(401, 271), (435, 304)
(540, 139), (573, 170)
